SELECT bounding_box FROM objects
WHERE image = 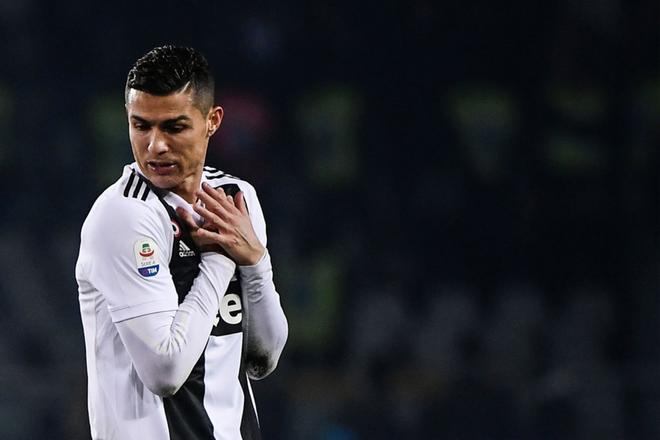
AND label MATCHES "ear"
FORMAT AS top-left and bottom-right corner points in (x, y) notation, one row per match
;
(207, 106), (224, 137)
